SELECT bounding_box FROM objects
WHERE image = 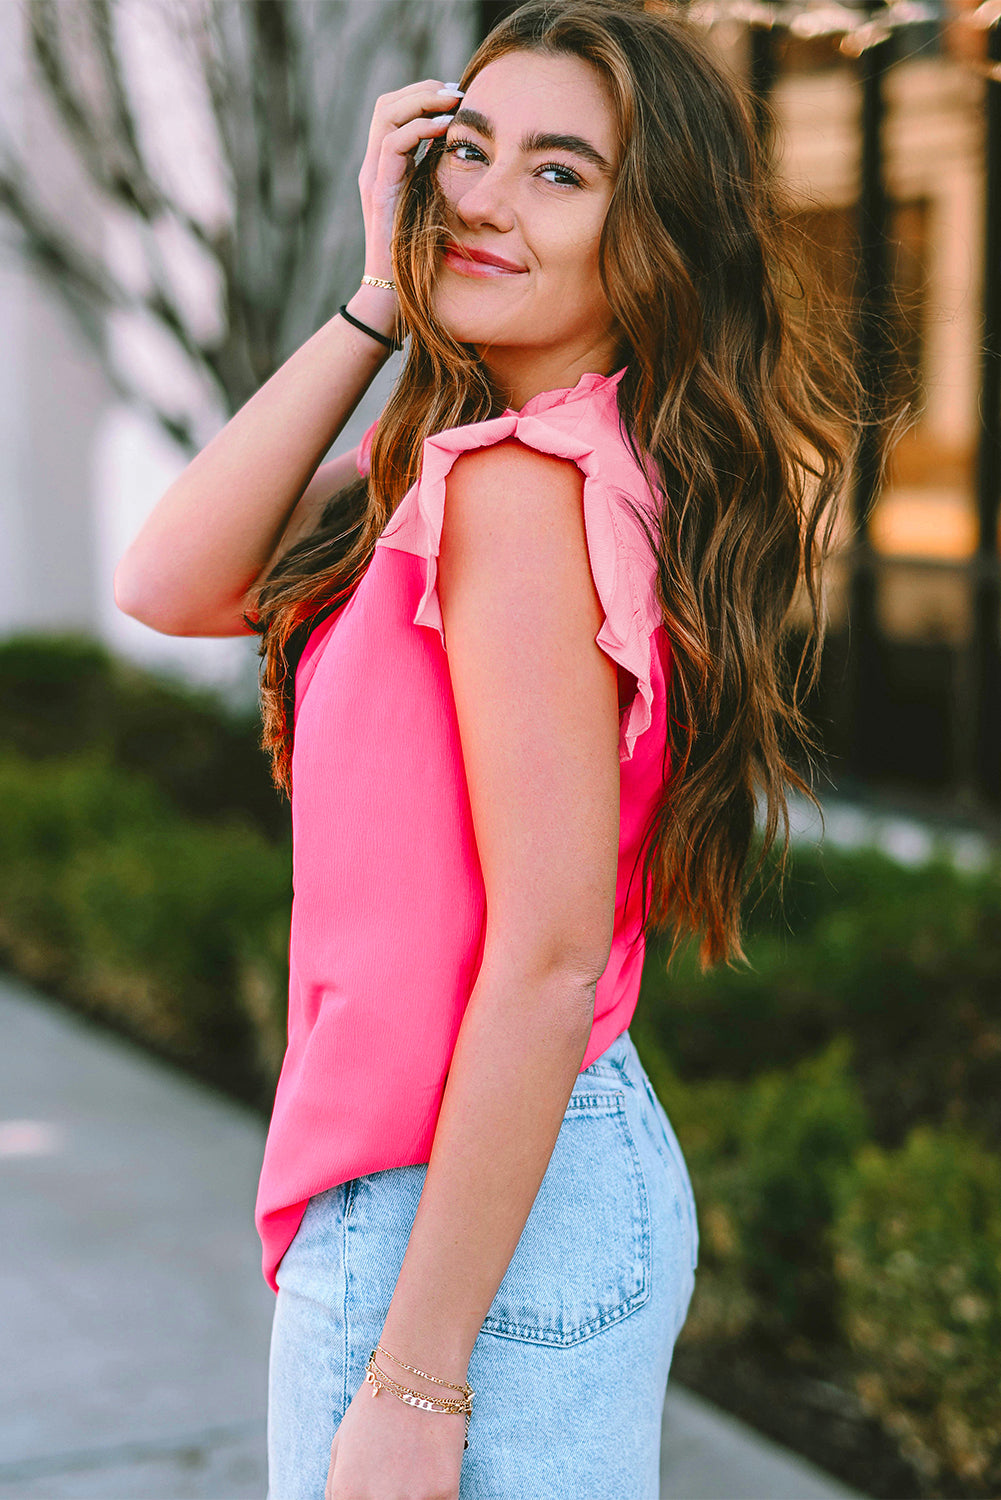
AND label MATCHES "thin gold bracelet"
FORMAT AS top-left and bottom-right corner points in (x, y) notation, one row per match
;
(374, 1342), (473, 1397)
(361, 274), (396, 291)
